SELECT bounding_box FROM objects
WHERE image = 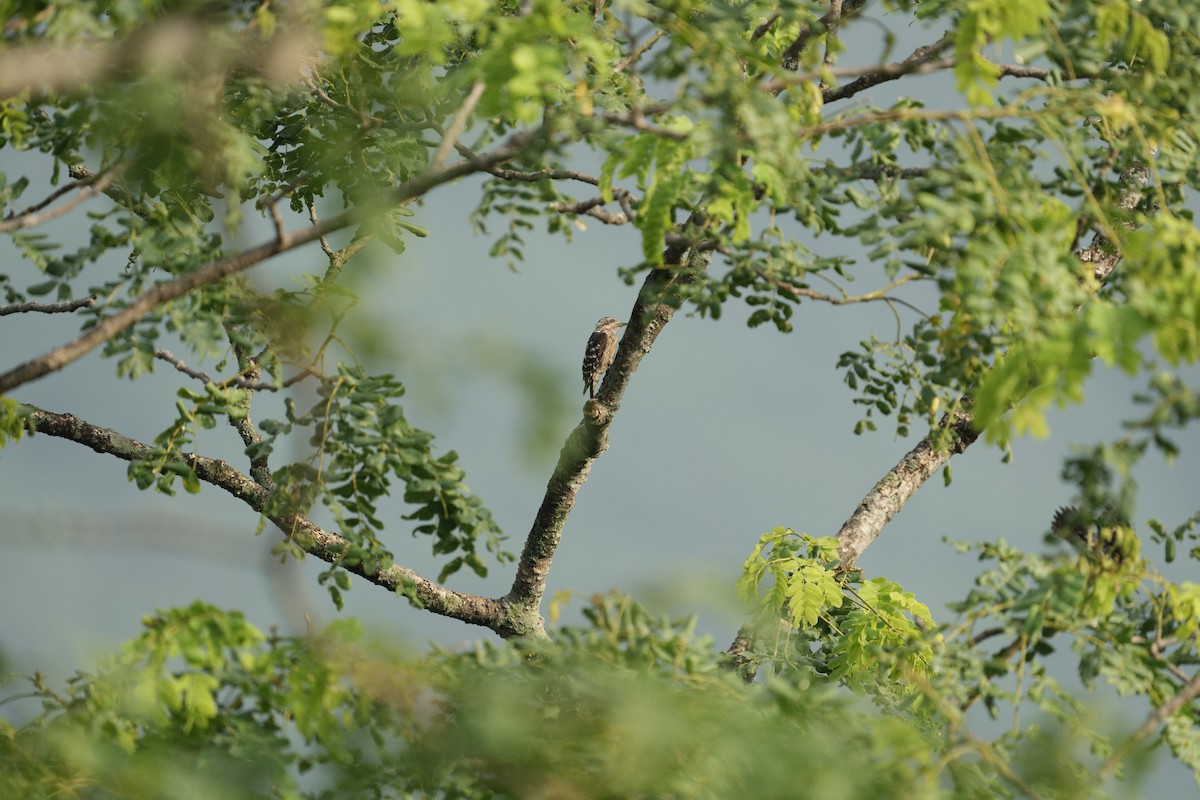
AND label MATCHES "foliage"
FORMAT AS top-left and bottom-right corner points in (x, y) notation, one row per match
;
(0, 596), (1162, 800)
(2, 0), (1200, 796)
